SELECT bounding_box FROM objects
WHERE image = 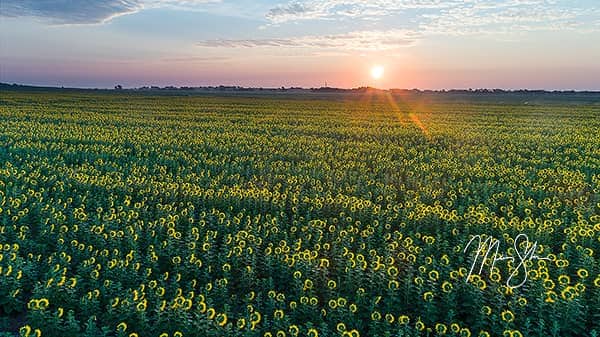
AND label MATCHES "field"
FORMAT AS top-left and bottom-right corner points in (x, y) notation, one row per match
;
(0, 89), (599, 337)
